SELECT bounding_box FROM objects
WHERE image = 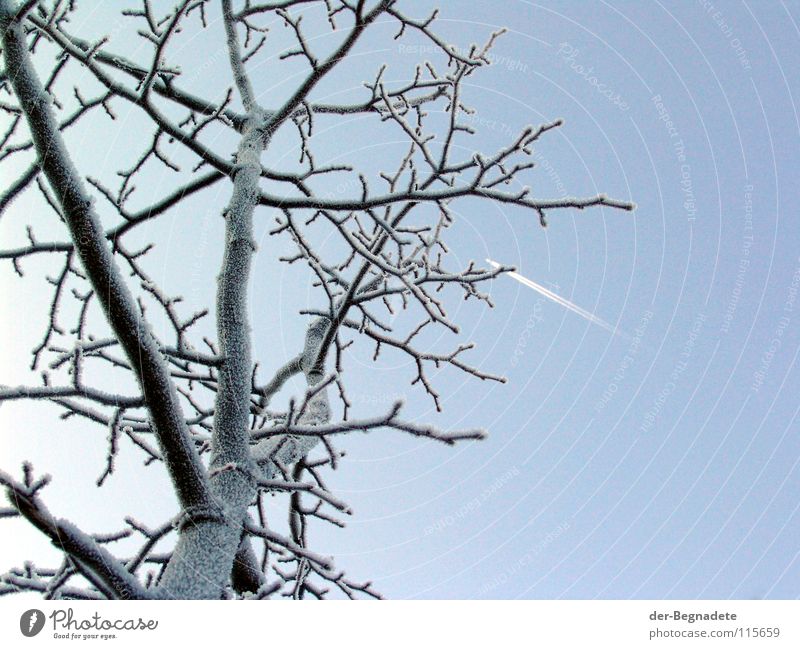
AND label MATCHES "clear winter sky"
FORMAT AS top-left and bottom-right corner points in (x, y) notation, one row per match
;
(1, 0), (799, 599)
